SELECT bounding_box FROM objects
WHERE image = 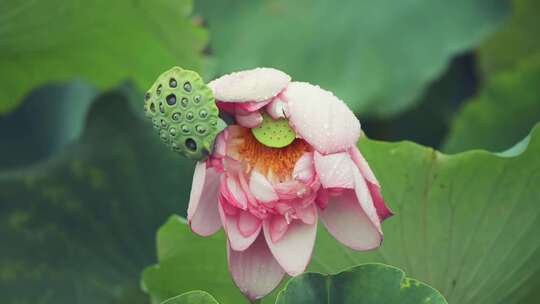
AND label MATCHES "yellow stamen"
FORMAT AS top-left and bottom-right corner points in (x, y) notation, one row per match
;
(236, 128), (310, 180)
